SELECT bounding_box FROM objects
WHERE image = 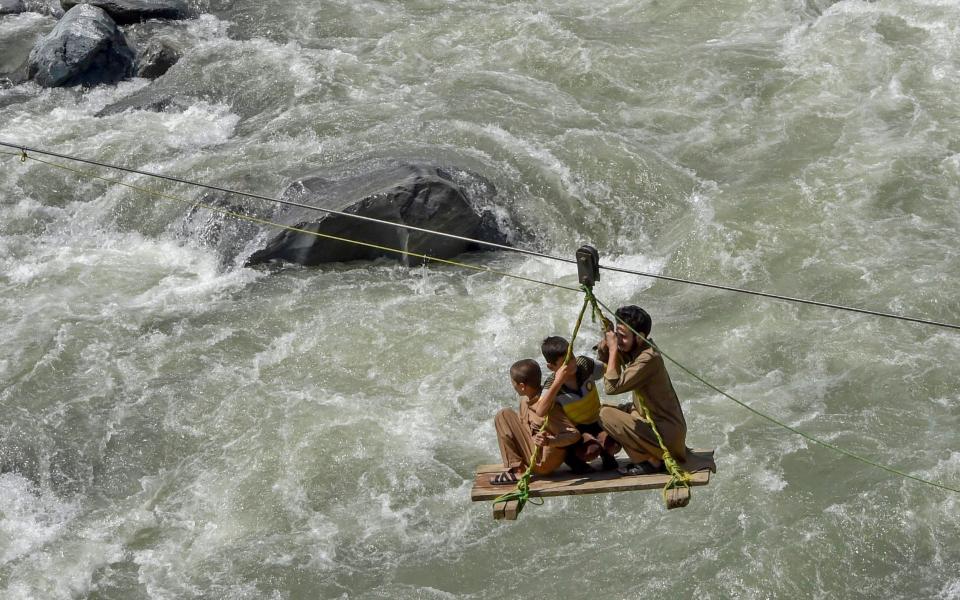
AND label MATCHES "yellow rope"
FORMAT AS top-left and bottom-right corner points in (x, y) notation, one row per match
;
(631, 390), (694, 504)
